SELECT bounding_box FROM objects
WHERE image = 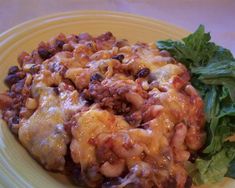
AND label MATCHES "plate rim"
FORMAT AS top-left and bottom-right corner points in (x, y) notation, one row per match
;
(0, 10), (190, 40)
